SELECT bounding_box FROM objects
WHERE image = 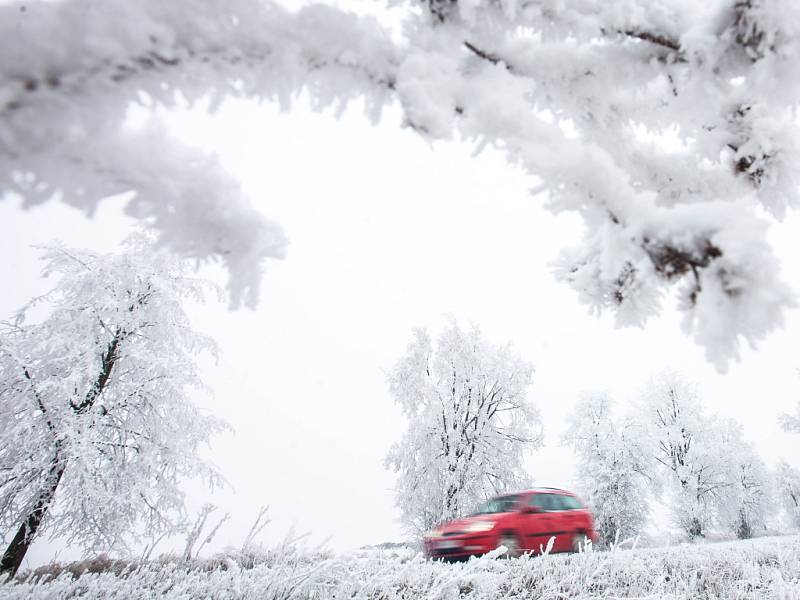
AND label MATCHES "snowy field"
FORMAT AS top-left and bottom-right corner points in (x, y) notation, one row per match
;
(2, 535), (799, 599)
